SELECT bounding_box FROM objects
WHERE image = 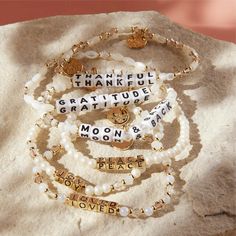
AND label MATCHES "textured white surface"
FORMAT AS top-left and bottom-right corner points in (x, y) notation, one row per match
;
(0, 11), (236, 236)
